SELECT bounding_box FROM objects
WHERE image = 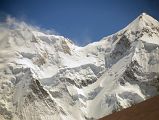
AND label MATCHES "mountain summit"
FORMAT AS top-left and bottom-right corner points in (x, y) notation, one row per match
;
(124, 12), (159, 33)
(0, 13), (159, 120)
